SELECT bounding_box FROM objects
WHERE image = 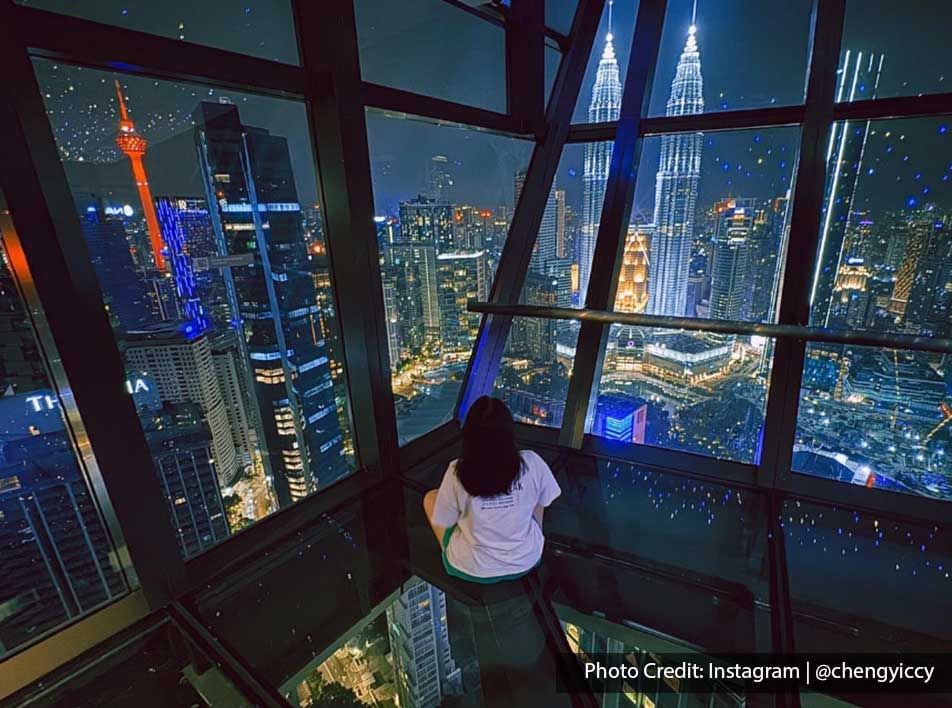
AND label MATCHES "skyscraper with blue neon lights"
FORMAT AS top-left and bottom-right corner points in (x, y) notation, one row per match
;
(155, 196), (211, 337)
(193, 102), (348, 507)
(647, 23), (704, 317)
